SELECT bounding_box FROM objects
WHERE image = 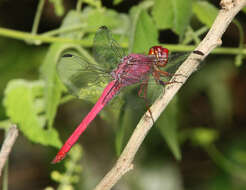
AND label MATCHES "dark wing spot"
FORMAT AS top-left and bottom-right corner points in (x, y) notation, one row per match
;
(99, 25), (108, 30)
(62, 54), (73, 58)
